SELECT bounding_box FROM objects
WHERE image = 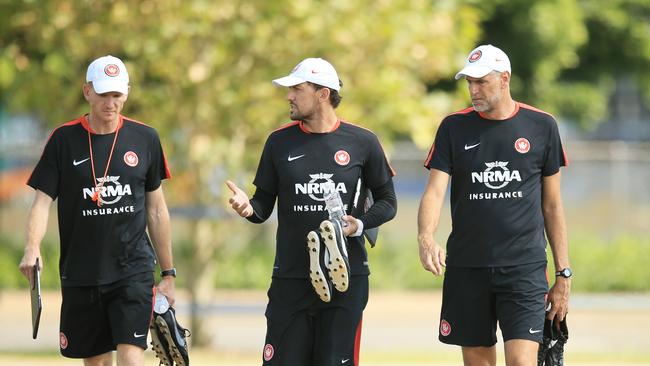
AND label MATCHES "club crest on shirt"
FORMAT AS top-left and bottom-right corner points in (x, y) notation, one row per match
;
(263, 343), (274, 361)
(514, 137), (531, 154)
(124, 151), (139, 167)
(334, 150), (350, 166)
